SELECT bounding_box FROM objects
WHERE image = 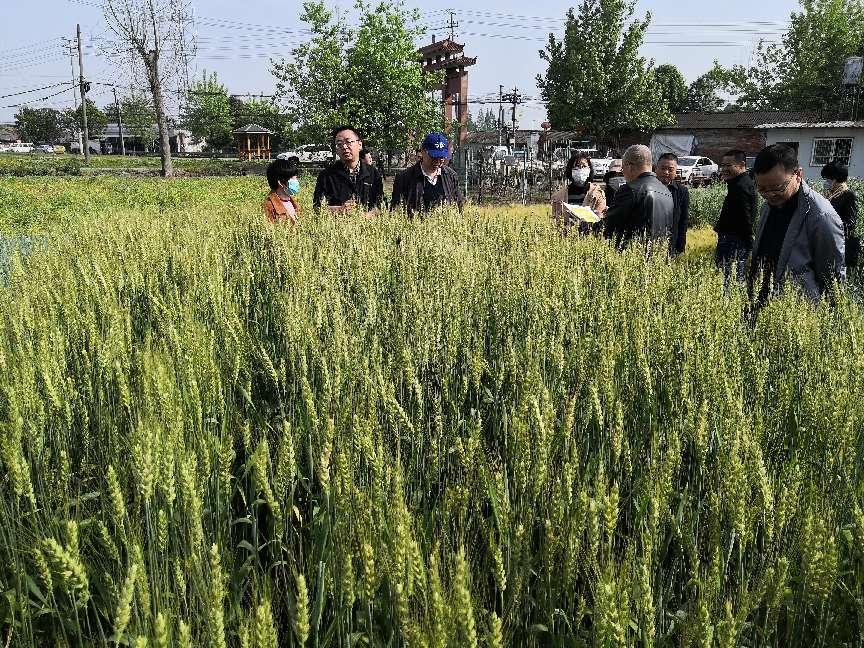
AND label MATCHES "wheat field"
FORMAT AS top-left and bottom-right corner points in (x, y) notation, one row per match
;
(0, 176), (862, 647)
